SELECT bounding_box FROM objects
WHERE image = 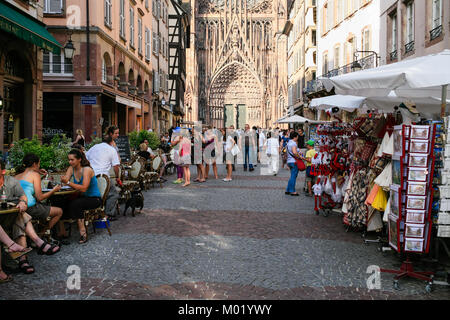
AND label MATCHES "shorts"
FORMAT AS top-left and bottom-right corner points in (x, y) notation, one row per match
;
(26, 202), (51, 220)
(305, 166), (314, 182)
